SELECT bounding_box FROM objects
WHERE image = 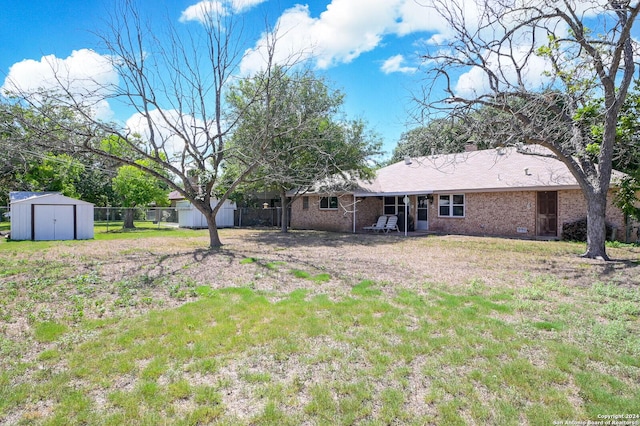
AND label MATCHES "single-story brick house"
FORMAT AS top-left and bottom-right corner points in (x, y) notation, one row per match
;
(289, 145), (631, 240)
